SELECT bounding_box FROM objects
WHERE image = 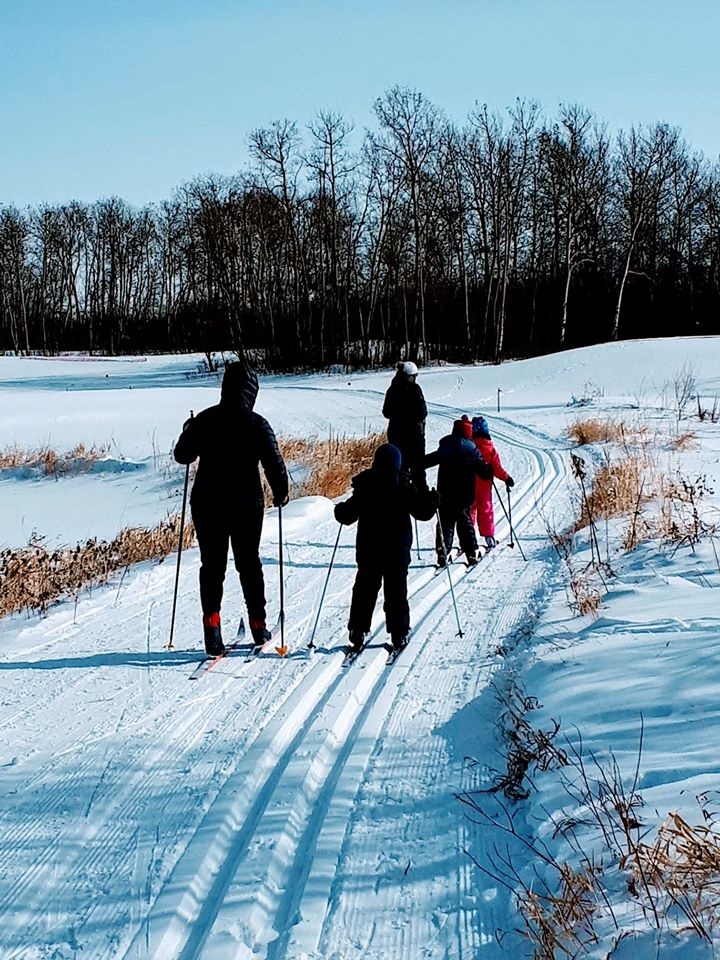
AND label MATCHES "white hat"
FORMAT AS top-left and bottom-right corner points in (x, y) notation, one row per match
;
(397, 361), (418, 377)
